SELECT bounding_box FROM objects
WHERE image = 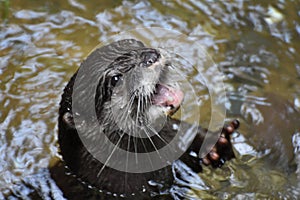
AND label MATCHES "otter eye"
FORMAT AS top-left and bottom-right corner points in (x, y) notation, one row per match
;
(111, 75), (122, 87)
